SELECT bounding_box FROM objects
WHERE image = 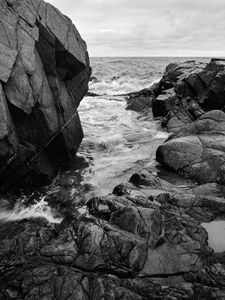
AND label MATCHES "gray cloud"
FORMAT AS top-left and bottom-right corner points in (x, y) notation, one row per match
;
(47, 0), (225, 57)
